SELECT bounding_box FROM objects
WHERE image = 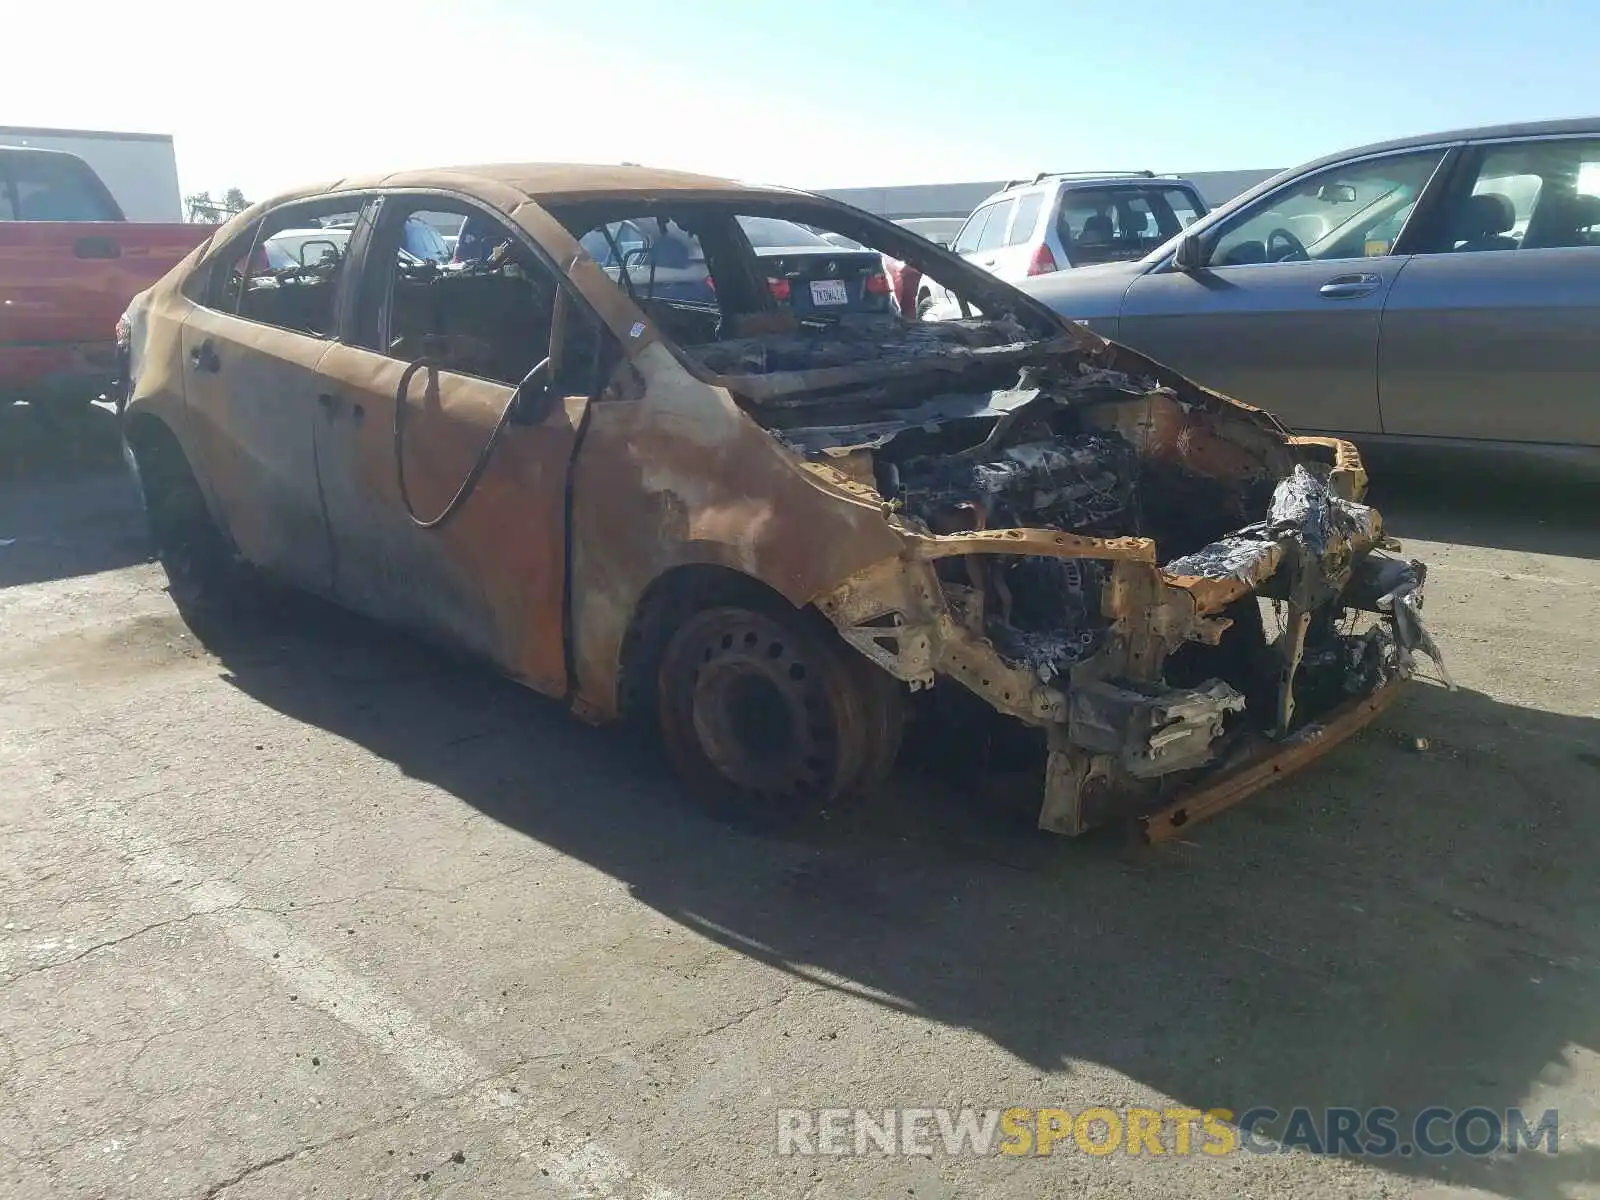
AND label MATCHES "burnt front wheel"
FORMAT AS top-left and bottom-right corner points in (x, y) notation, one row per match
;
(657, 606), (901, 829)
